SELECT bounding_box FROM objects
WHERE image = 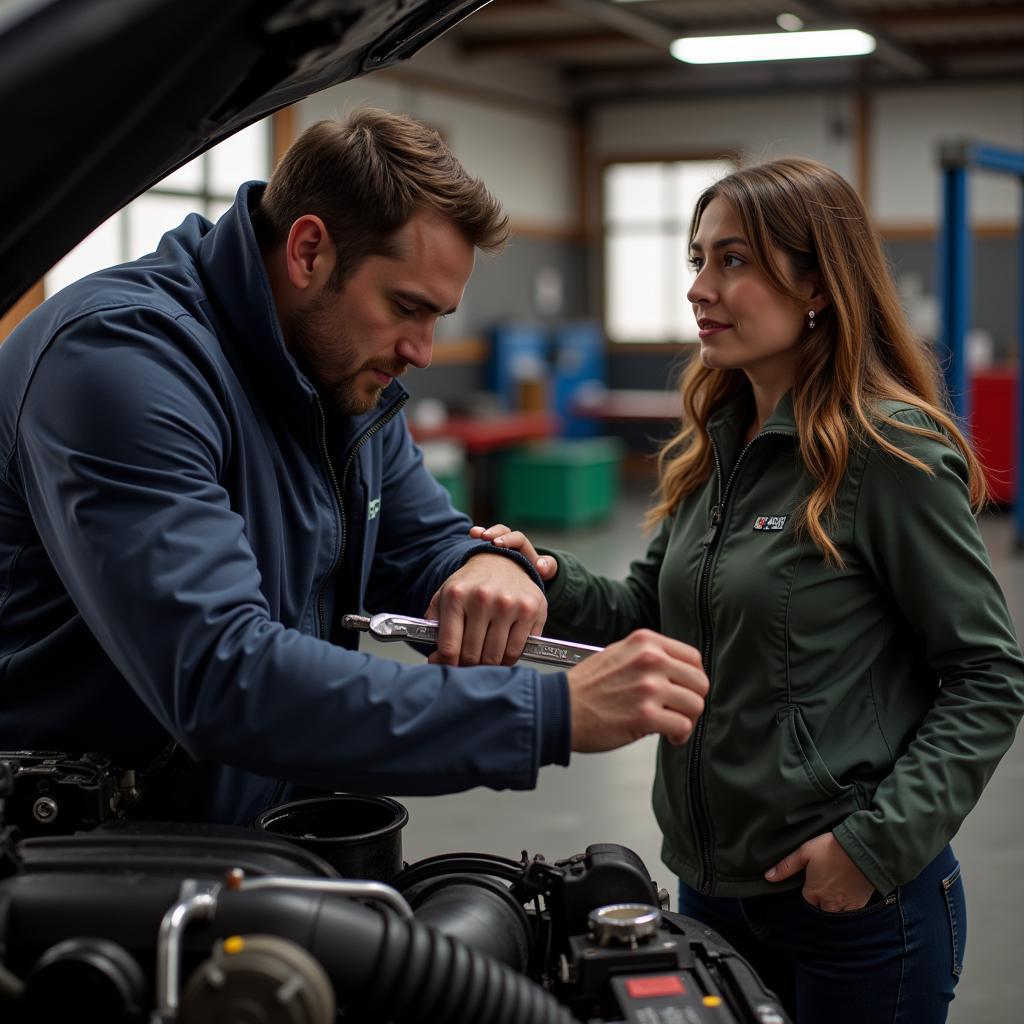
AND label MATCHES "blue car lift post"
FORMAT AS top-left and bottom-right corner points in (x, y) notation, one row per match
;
(938, 141), (1024, 545)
